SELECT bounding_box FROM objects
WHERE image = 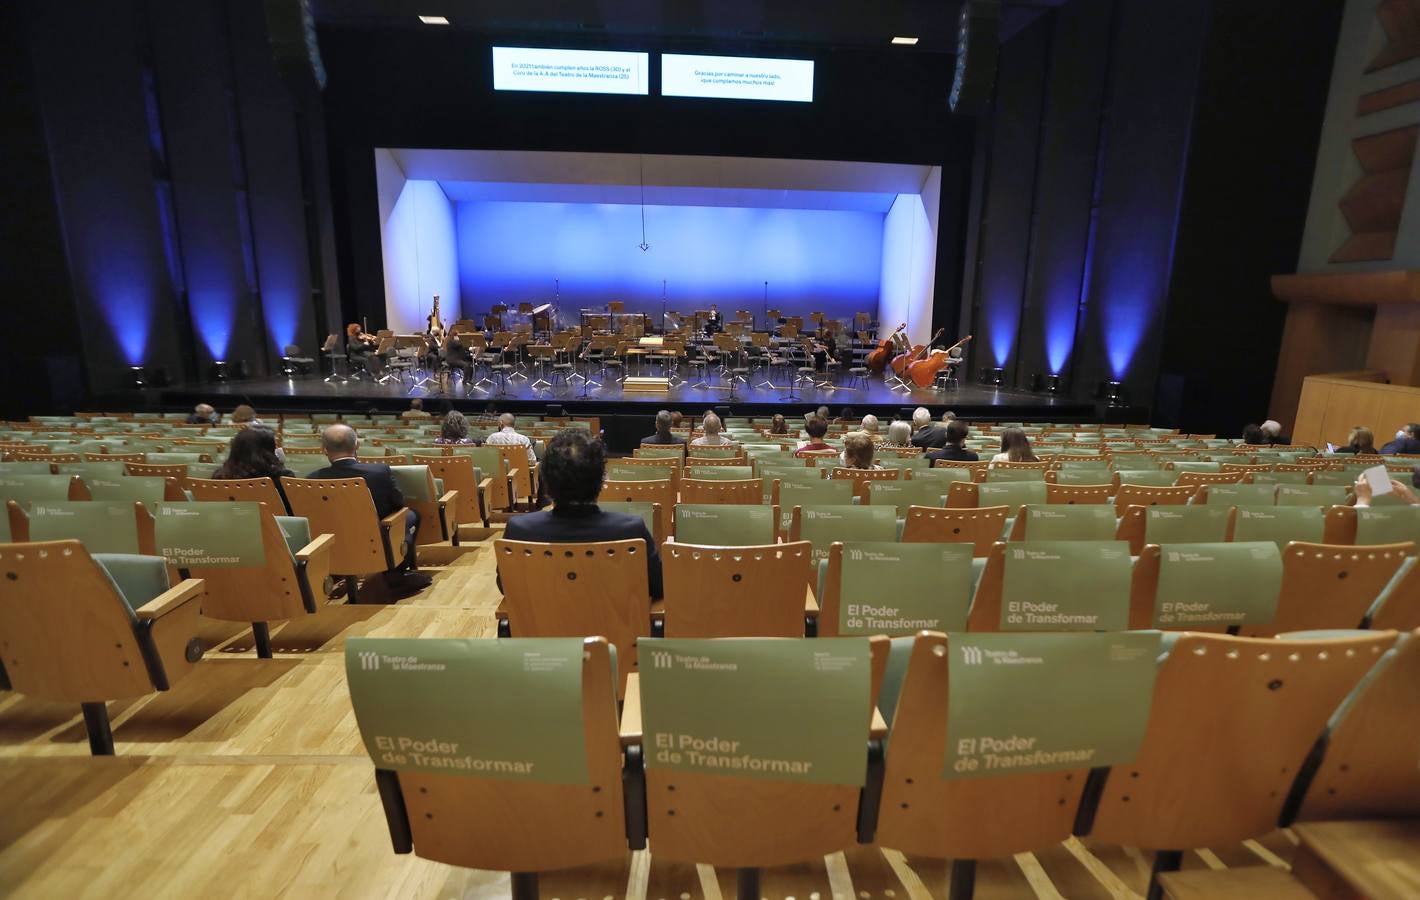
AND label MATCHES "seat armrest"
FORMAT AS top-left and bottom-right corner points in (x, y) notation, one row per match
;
(619, 673), (643, 747)
(379, 507), (412, 570)
(437, 490), (459, 542)
(135, 578), (205, 689)
(506, 468), (521, 504)
(295, 533), (335, 612)
(476, 477), (493, 526)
